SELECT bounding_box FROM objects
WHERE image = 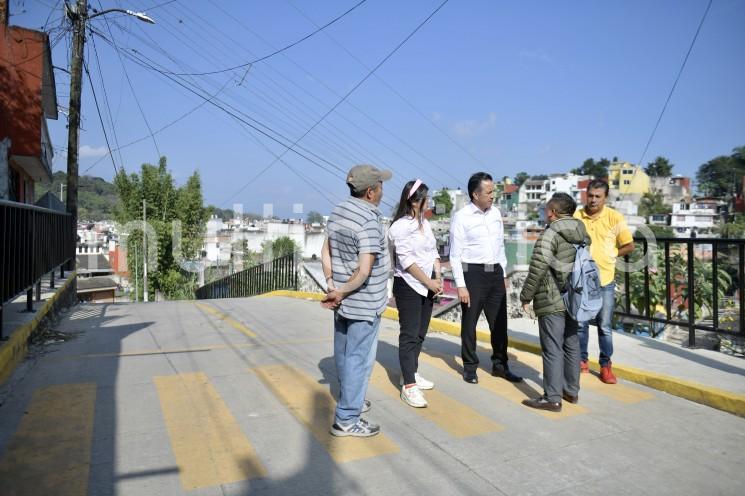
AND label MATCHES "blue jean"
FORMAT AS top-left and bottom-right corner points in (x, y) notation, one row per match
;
(333, 313), (381, 426)
(578, 282), (615, 366)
